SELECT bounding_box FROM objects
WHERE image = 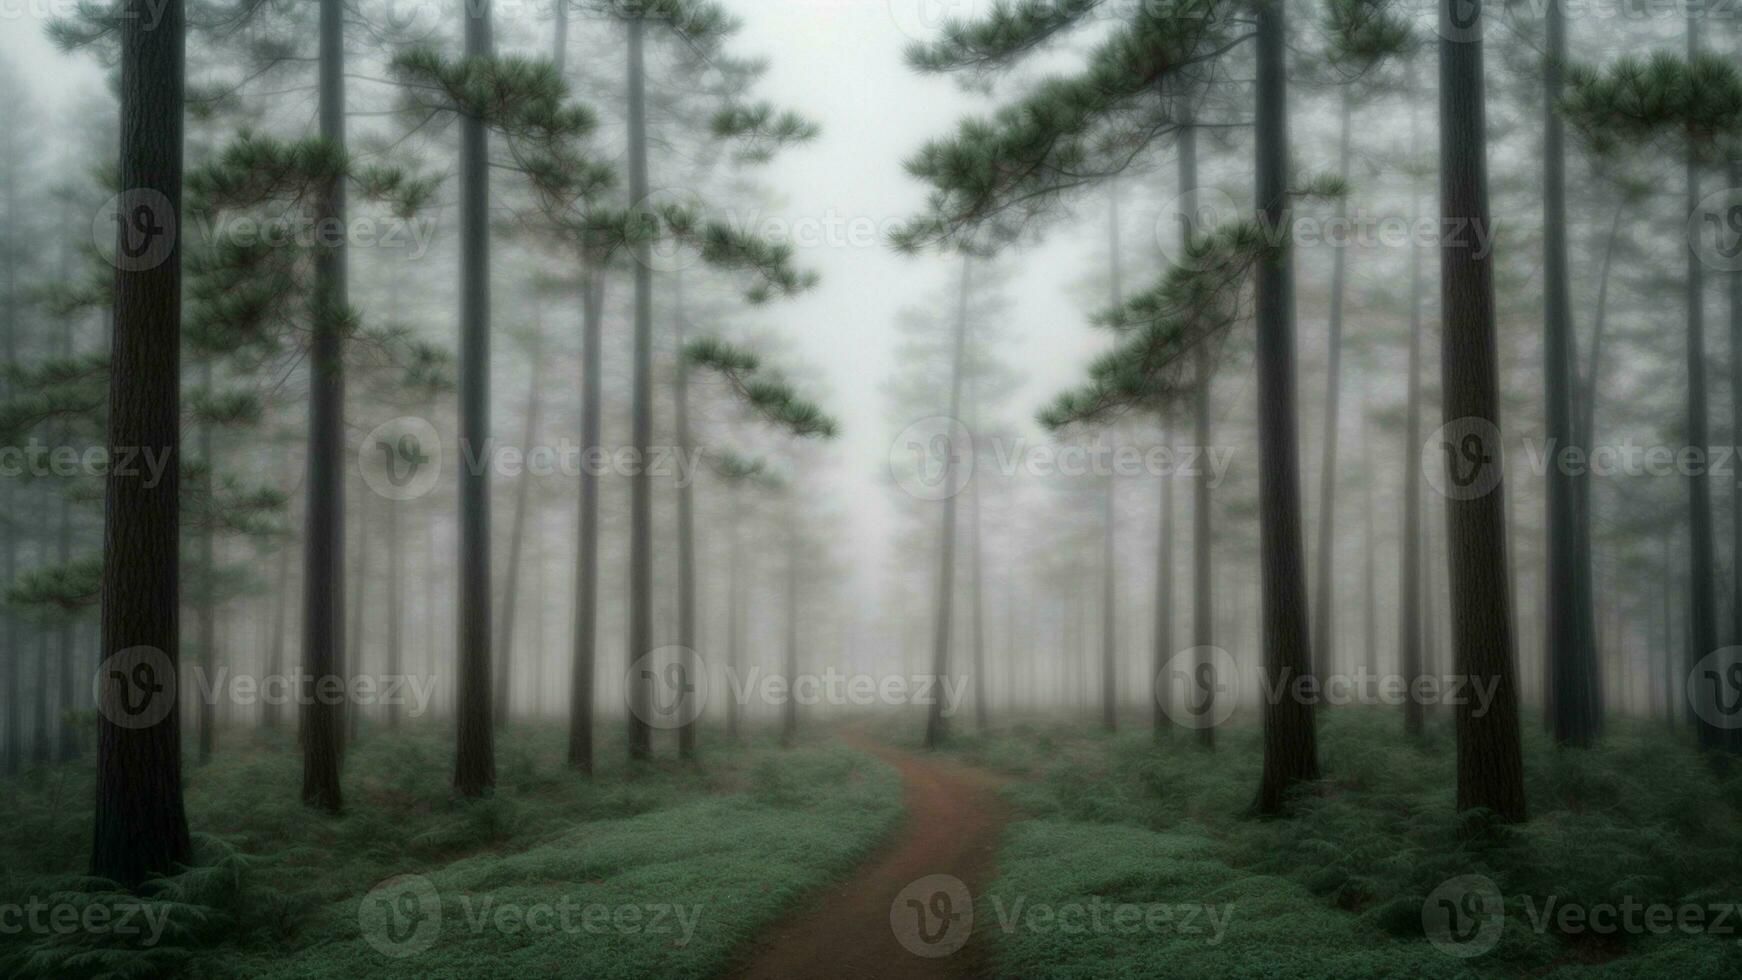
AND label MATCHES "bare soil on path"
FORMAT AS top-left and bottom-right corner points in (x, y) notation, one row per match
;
(726, 728), (1011, 980)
